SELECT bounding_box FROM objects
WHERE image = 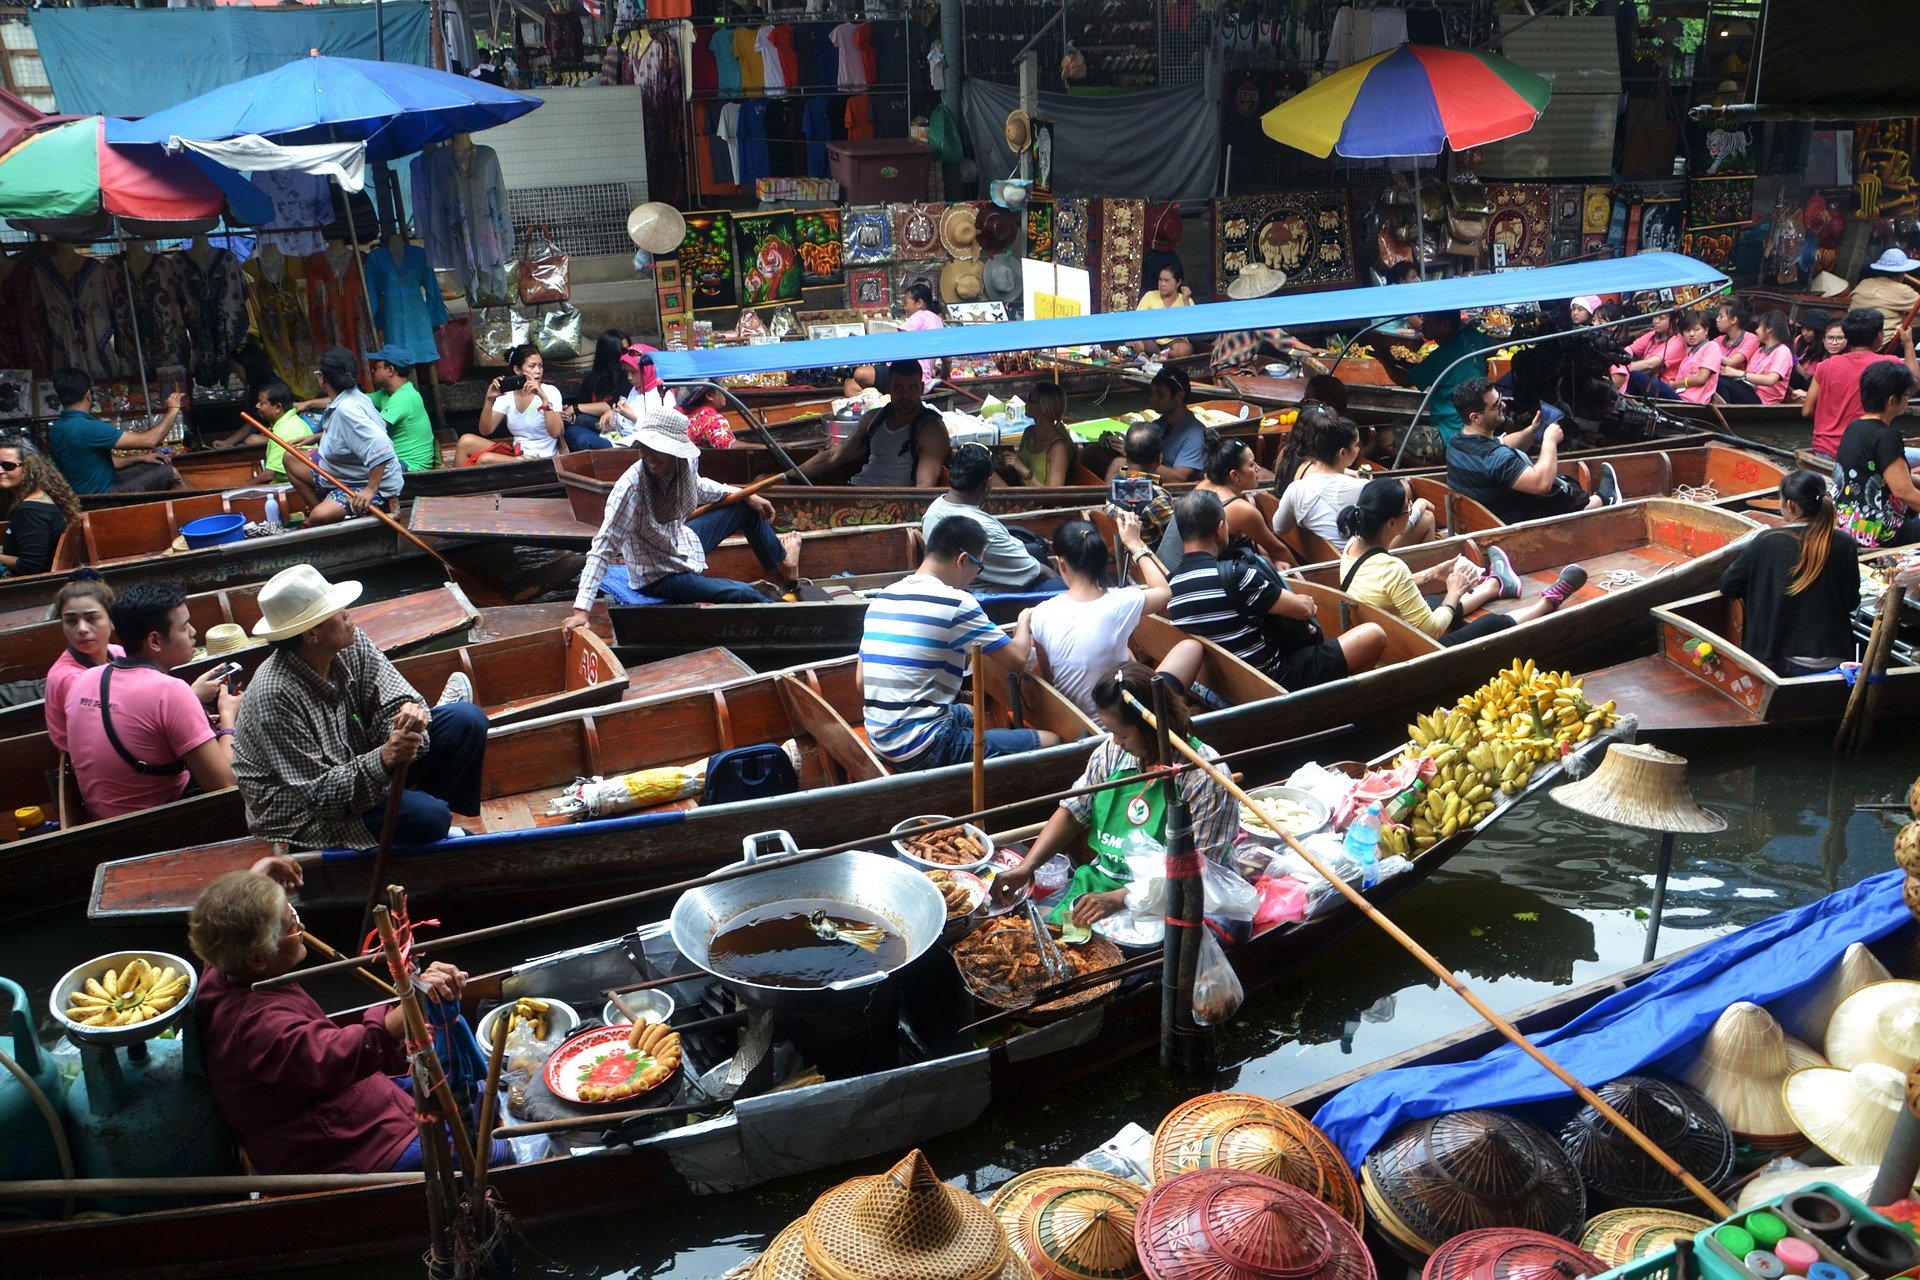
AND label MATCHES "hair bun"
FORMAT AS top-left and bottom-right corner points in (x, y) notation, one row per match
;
(65, 568), (103, 582)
